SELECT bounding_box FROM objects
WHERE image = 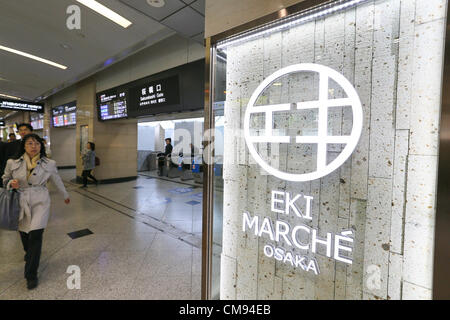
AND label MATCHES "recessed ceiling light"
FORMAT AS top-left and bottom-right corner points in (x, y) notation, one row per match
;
(76, 0), (133, 28)
(0, 44), (67, 70)
(147, 0), (165, 8)
(60, 43), (72, 50)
